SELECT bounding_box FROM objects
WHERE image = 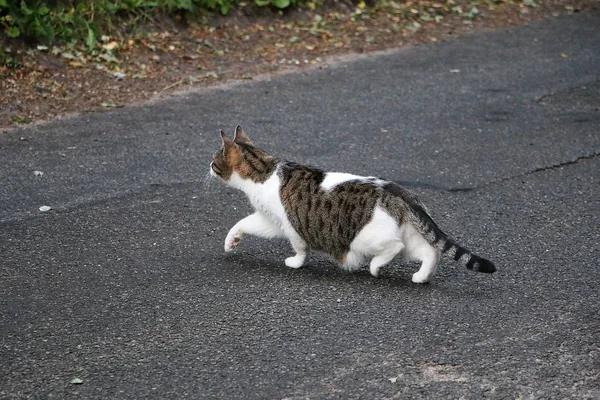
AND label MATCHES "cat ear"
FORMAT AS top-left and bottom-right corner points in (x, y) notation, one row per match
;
(220, 130), (235, 151)
(233, 125), (253, 146)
